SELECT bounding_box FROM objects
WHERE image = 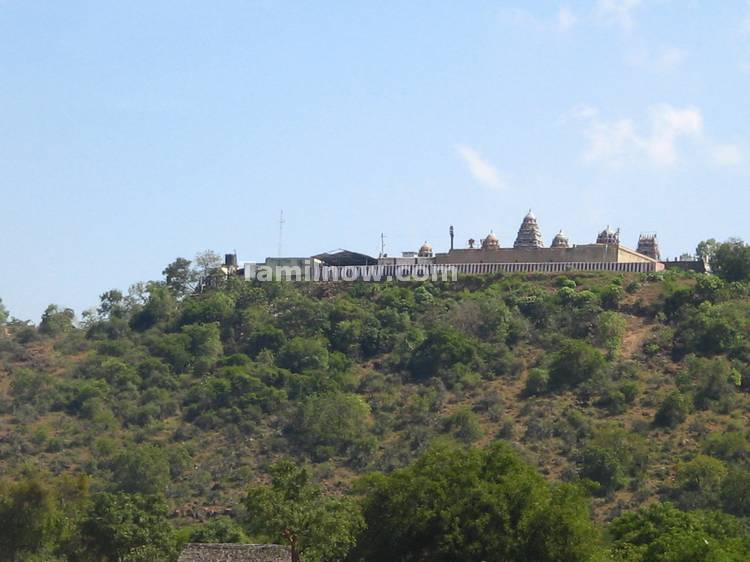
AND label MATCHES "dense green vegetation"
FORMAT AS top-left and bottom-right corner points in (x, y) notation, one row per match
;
(1, 239), (750, 561)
